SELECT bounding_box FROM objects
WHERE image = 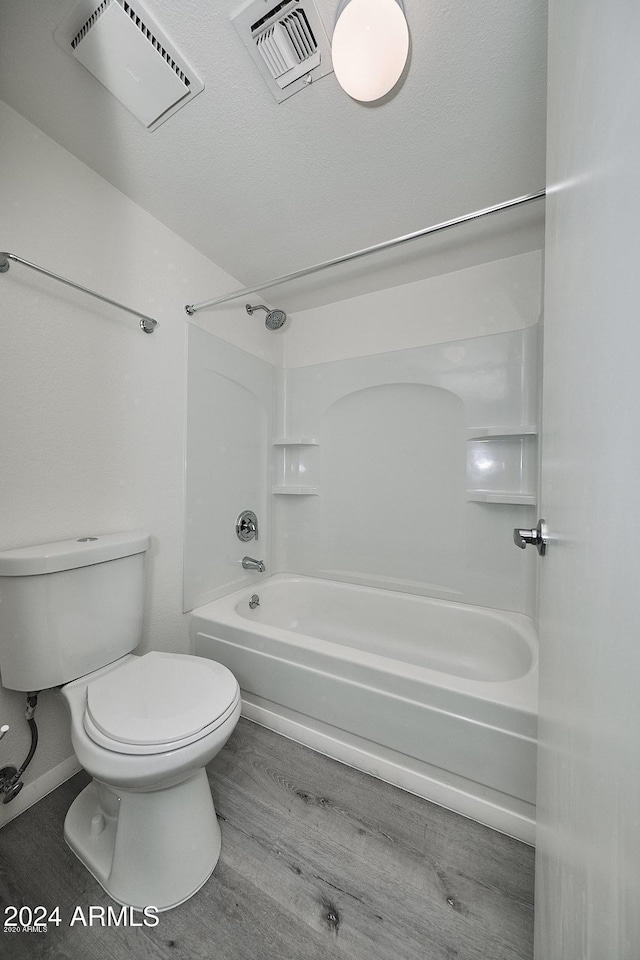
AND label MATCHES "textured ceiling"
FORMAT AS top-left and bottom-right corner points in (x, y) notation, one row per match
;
(0, 0), (547, 293)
